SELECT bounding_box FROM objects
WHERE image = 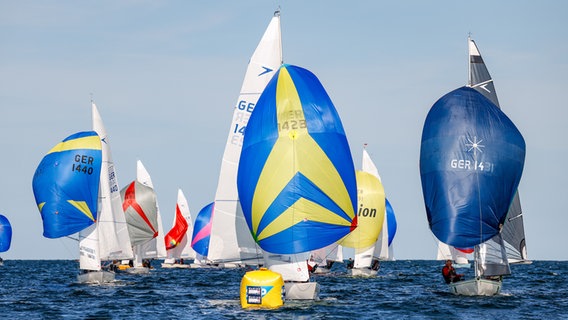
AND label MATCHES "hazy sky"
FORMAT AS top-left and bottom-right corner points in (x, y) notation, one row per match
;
(1, 1), (566, 260)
